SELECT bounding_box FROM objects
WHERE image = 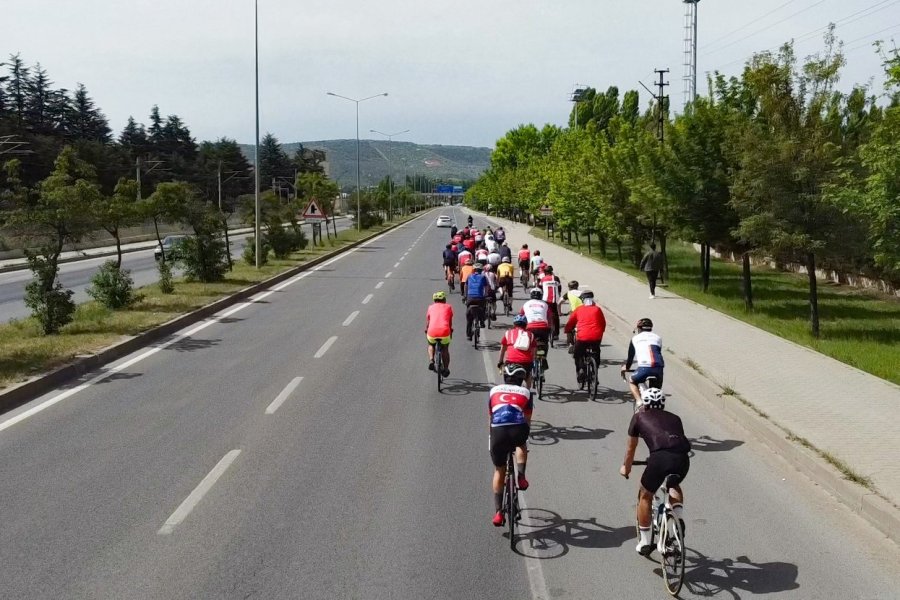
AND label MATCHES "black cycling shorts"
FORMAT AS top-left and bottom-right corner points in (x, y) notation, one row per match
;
(641, 450), (690, 494)
(489, 424), (530, 467)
